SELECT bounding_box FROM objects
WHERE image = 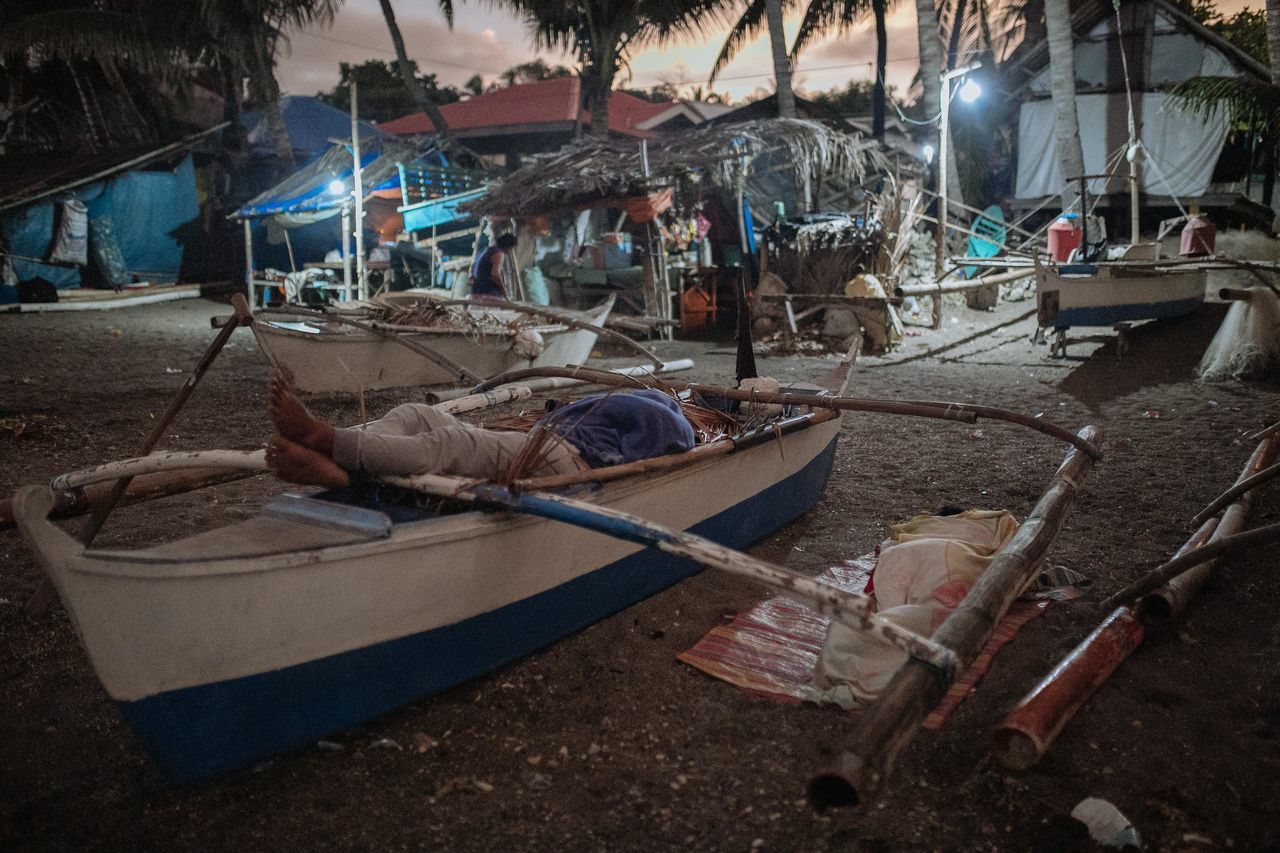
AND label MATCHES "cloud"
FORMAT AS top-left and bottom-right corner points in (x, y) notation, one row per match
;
(276, 0), (561, 95)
